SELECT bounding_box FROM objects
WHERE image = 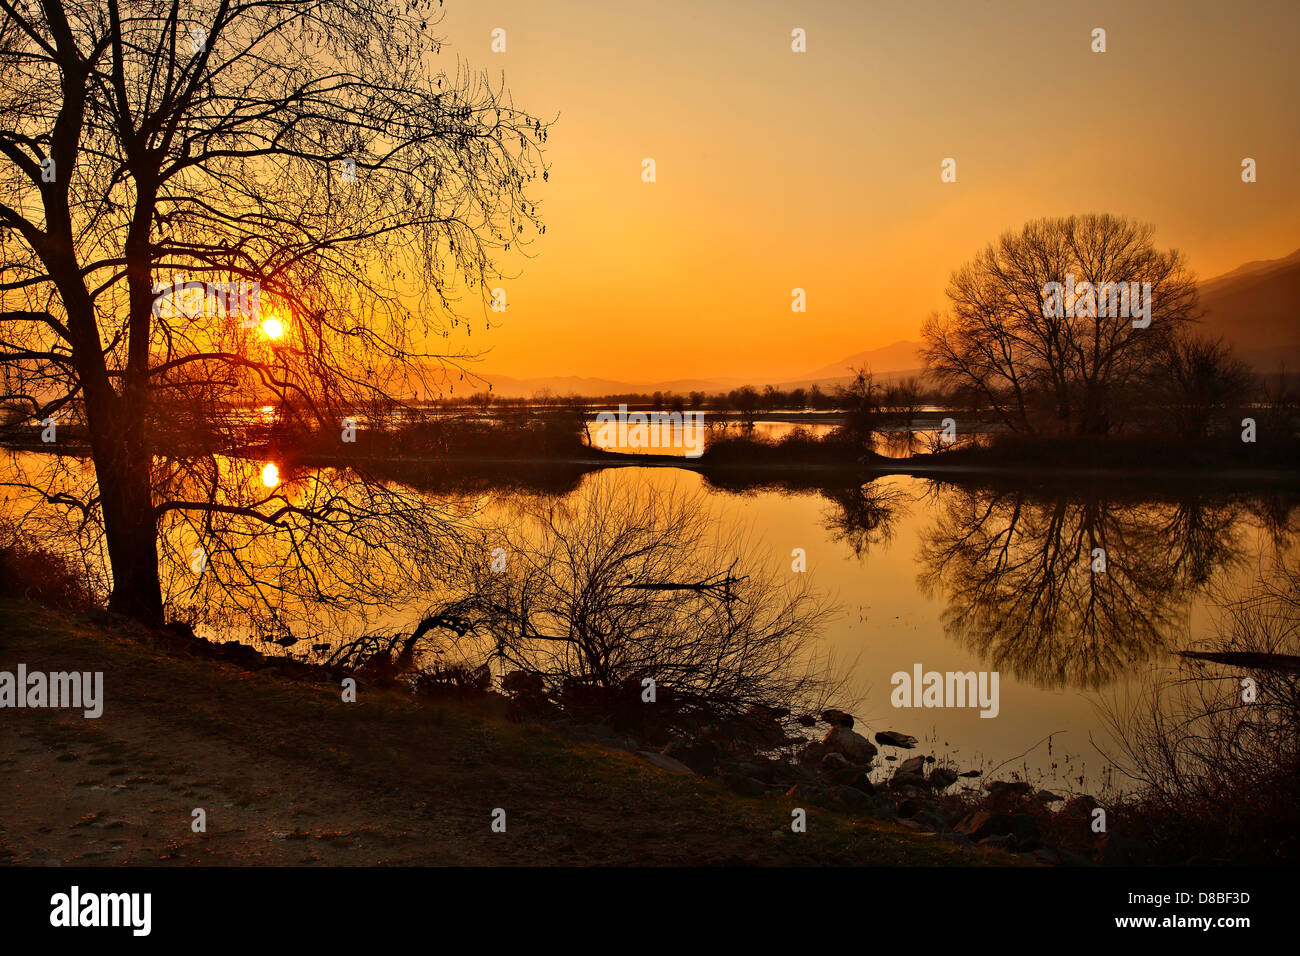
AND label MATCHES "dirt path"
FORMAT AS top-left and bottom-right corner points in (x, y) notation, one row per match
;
(1, 601), (1004, 866)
